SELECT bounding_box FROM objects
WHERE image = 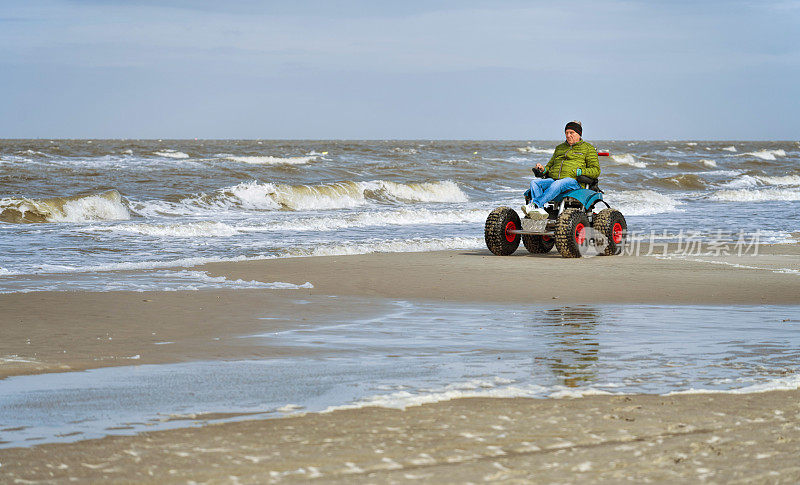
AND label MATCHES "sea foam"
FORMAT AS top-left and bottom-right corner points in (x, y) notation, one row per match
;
(0, 270), (314, 293)
(285, 236), (484, 258)
(320, 377), (615, 414)
(268, 208), (487, 232)
(95, 221), (241, 238)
